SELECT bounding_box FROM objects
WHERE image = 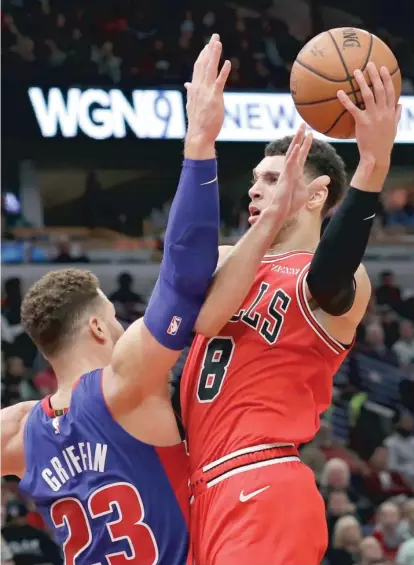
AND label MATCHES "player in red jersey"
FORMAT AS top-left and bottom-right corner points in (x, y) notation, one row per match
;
(181, 63), (402, 564)
(1, 36), (318, 565)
